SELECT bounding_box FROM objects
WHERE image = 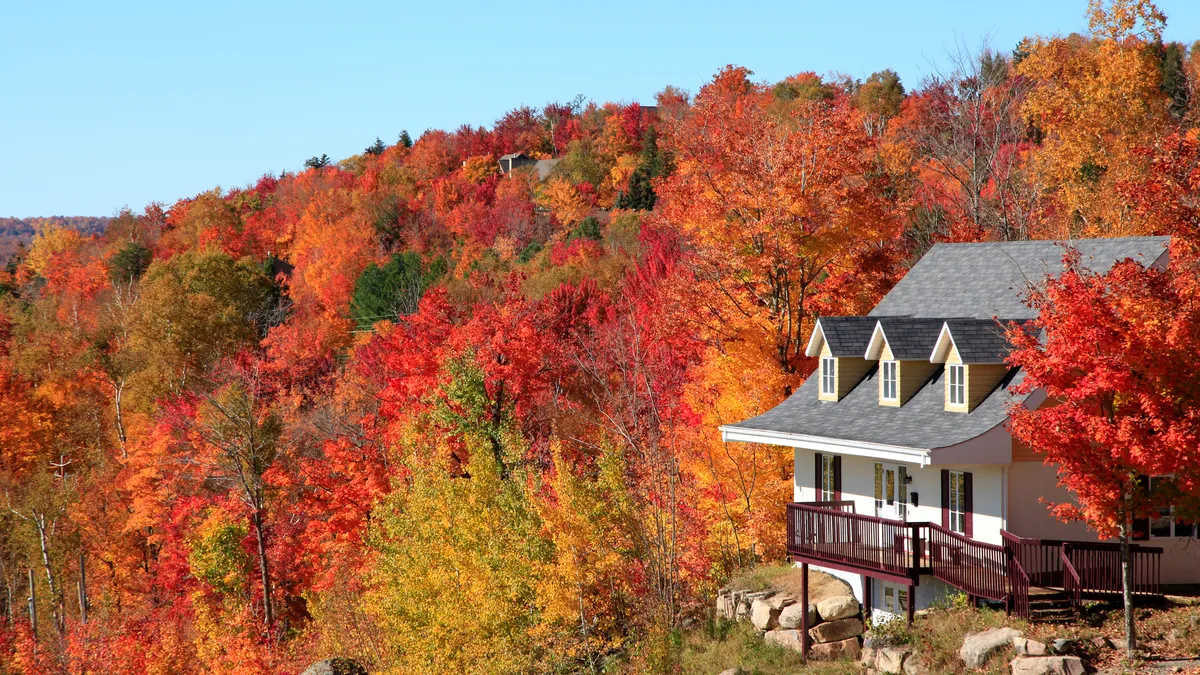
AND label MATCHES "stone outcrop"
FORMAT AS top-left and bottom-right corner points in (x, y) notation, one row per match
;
(817, 595), (860, 622)
(749, 597), (781, 631)
(810, 636), (862, 660)
(763, 628), (804, 651)
(777, 601), (818, 629)
(810, 617), (864, 644)
(1009, 656), (1085, 675)
(960, 627), (1023, 669)
(1013, 637), (1049, 657)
